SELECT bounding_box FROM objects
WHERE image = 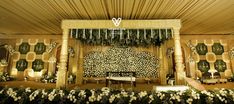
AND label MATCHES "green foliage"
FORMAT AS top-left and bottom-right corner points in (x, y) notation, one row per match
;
(16, 59), (28, 71)
(19, 42), (30, 54)
(197, 60), (210, 72)
(0, 87), (234, 104)
(212, 43), (224, 55)
(196, 43), (208, 55)
(70, 29), (172, 47)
